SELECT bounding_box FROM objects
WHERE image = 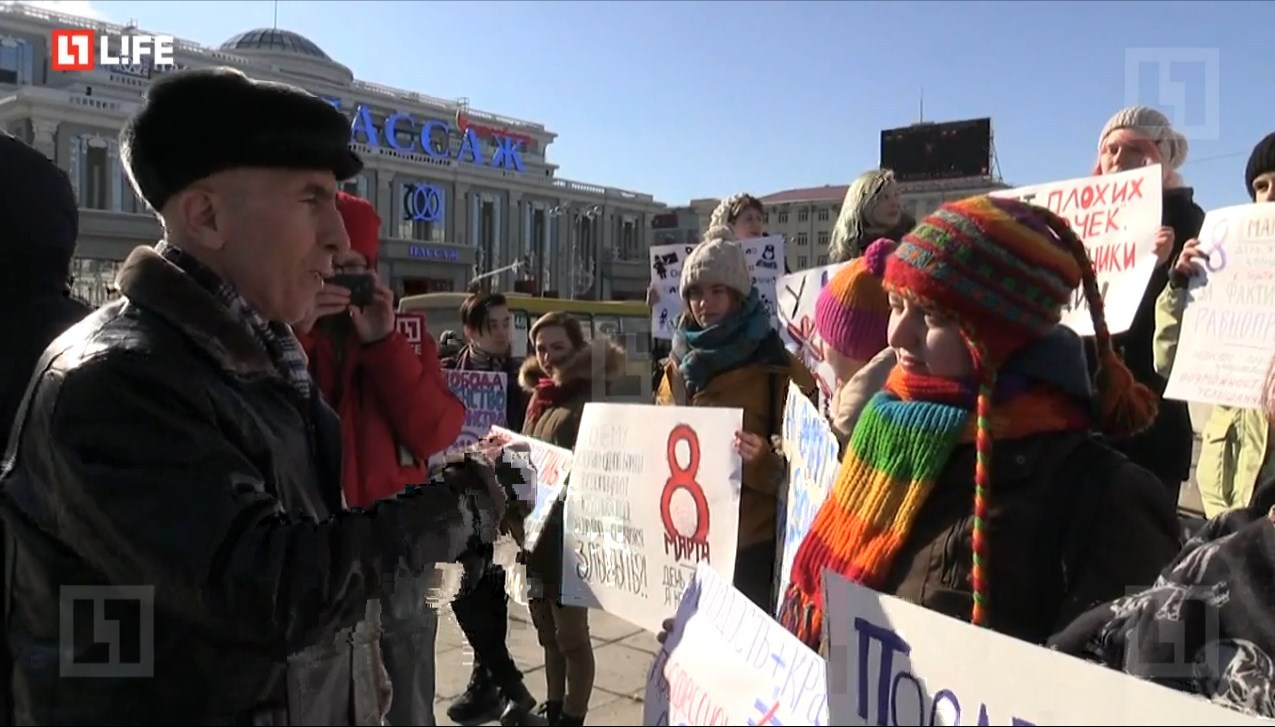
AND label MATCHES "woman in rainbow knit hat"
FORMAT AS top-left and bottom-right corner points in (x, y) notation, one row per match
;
(776, 194), (1184, 650)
